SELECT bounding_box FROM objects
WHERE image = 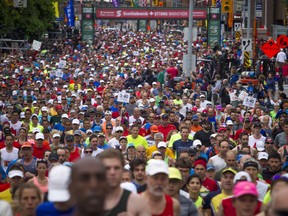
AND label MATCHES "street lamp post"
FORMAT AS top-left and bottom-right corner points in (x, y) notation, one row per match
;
(187, 0), (194, 77)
